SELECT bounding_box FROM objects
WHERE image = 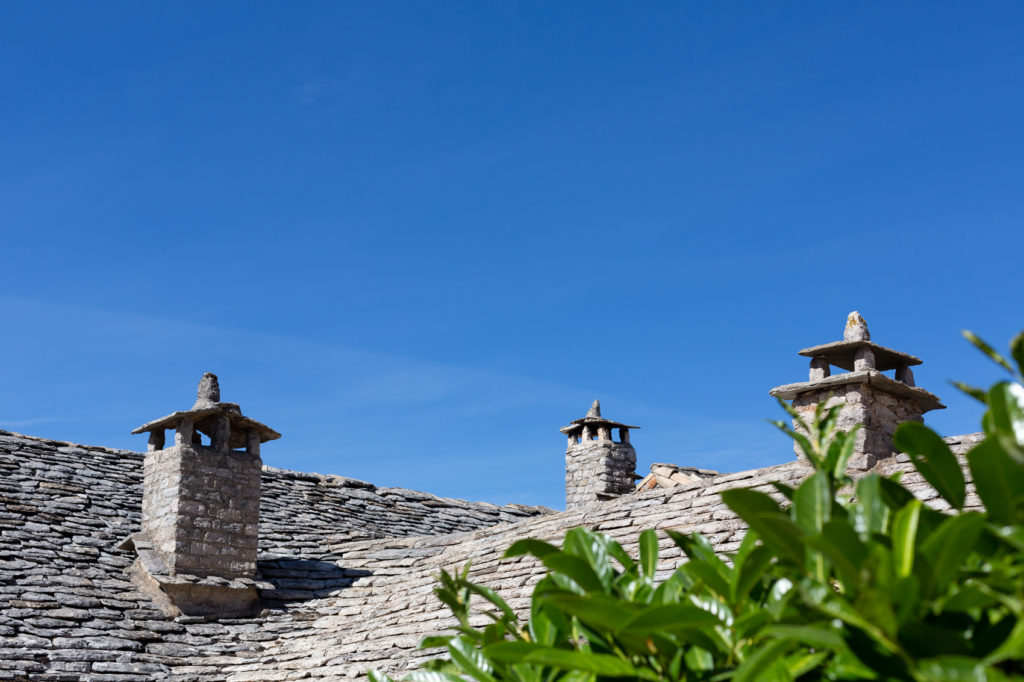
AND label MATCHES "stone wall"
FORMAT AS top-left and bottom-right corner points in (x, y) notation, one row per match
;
(790, 382), (925, 469)
(142, 444), (262, 579)
(565, 440), (636, 510)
